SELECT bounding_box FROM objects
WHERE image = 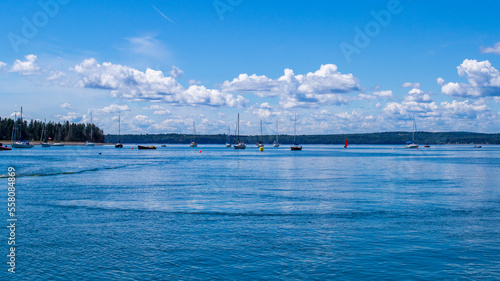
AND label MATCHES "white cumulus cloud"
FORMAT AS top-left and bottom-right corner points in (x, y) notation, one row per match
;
(10, 54), (40, 75)
(221, 64), (361, 108)
(481, 42), (500, 54)
(72, 58), (246, 108)
(373, 90), (393, 98)
(133, 115), (155, 127)
(170, 65), (184, 78)
(440, 59), (500, 97)
(59, 103), (72, 109)
(402, 82), (421, 88)
(93, 104), (131, 114)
